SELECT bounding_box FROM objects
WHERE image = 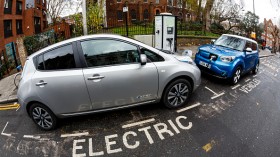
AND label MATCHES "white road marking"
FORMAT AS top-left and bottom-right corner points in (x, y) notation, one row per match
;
(1, 122), (11, 137)
(205, 86), (218, 95)
(23, 135), (40, 139)
(211, 92), (225, 99)
(253, 75), (257, 77)
(245, 78), (251, 82)
(232, 84), (241, 89)
(122, 118), (155, 129)
(176, 103), (201, 113)
(61, 132), (89, 138)
(16, 105), (21, 111)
